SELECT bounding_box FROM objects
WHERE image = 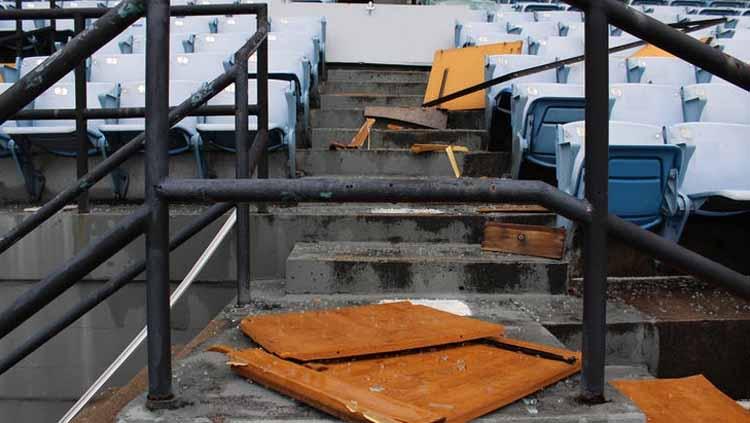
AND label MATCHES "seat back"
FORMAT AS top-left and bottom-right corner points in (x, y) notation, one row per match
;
(118, 80), (203, 127)
(89, 54), (146, 82)
(561, 57), (628, 84)
(170, 52), (230, 81)
(21, 57), (75, 84)
(666, 122), (750, 200)
(626, 57), (697, 85)
(31, 82), (115, 128)
(215, 15), (257, 33)
(533, 10), (583, 22)
(171, 16), (216, 34)
(609, 83), (683, 125)
(682, 83), (750, 123)
(505, 21), (560, 39)
(530, 36), (584, 57)
(486, 54), (557, 101)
